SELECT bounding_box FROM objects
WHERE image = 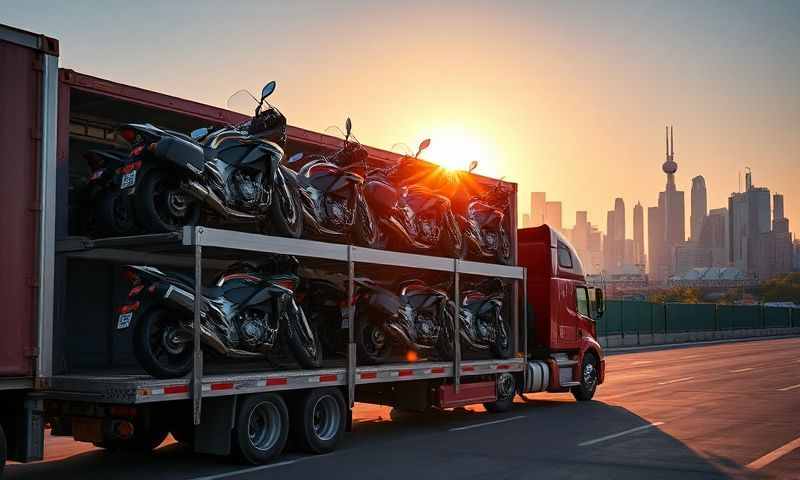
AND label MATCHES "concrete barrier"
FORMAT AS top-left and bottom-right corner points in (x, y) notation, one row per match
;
(598, 327), (800, 348)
